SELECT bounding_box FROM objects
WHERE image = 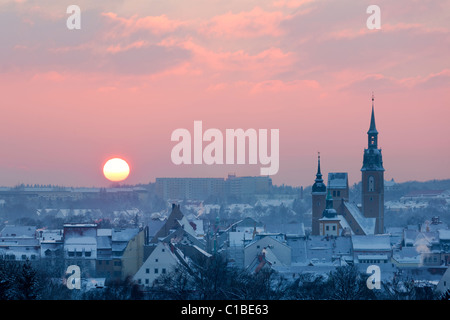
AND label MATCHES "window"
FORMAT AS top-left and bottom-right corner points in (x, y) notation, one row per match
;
(337, 191), (341, 197)
(146, 268), (149, 274)
(326, 226), (329, 231)
(368, 176), (375, 192)
(162, 249), (165, 252)
(162, 268), (166, 274)
(31, 255), (36, 260)
(99, 260), (102, 265)
(145, 279), (149, 285)
(154, 268), (159, 274)
(85, 251), (91, 257)
(155, 259), (158, 262)
(76, 251), (82, 257)
(333, 191), (336, 197)
(22, 255), (27, 260)
(68, 251), (75, 257)
(138, 279), (141, 284)
(332, 226), (336, 231)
